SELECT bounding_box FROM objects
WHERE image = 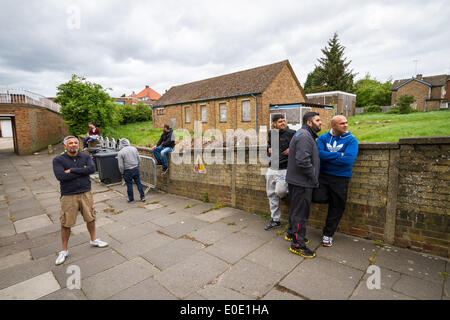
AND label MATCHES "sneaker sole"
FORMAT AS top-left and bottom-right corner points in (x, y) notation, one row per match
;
(285, 236), (310, 245)
(322, 243), (333, 247)
(289, 247), (315, 258)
